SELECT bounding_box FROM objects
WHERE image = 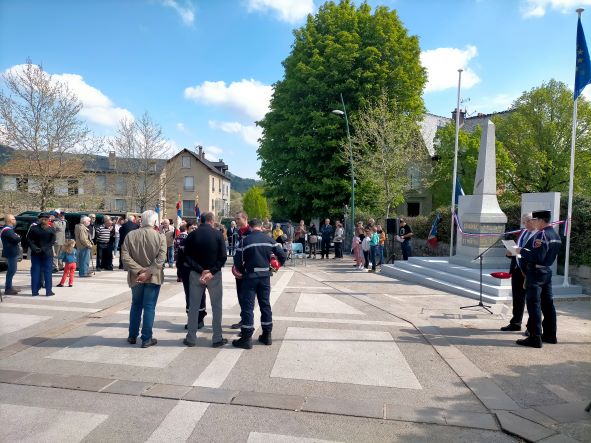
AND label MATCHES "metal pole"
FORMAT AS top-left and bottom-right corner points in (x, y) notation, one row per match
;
(340, 93), (355, 240)
(449, 69), (463, 257)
